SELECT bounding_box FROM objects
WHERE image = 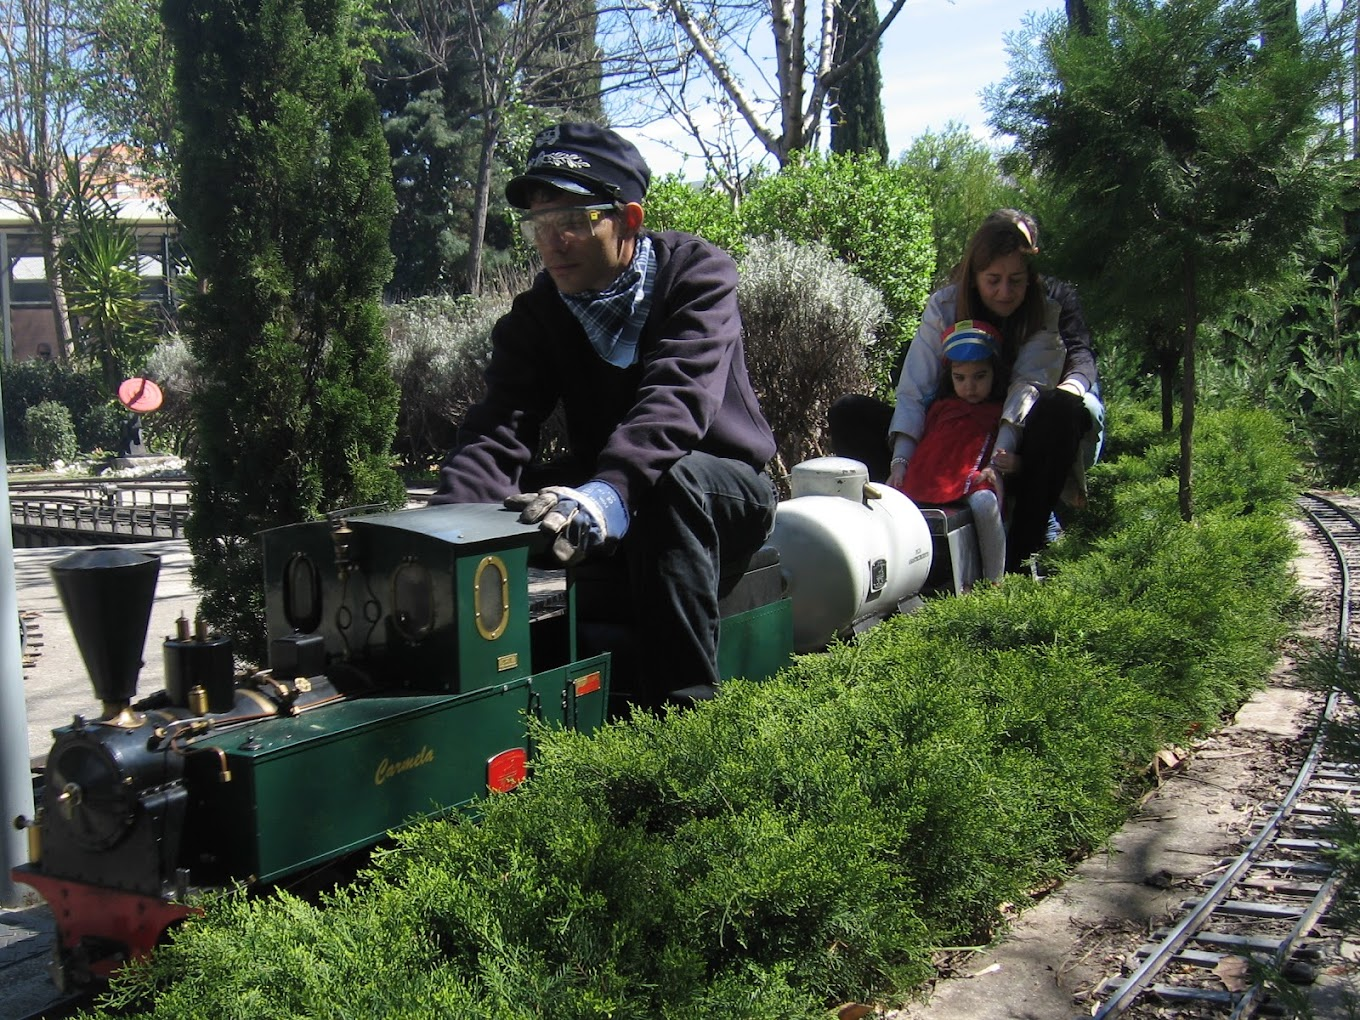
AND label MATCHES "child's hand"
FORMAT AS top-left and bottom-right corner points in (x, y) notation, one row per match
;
(977, 466), (1003, 492)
